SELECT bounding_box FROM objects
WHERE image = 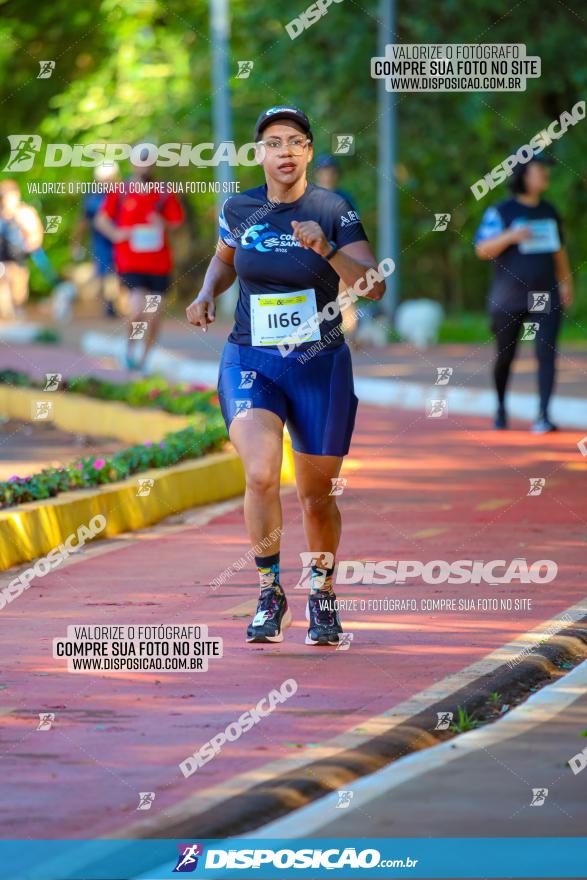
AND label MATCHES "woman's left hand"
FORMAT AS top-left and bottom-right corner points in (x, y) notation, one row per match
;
(147, 211), (164, 228)
(560, 282), (574, 308)
(291, 220), (330, 256)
